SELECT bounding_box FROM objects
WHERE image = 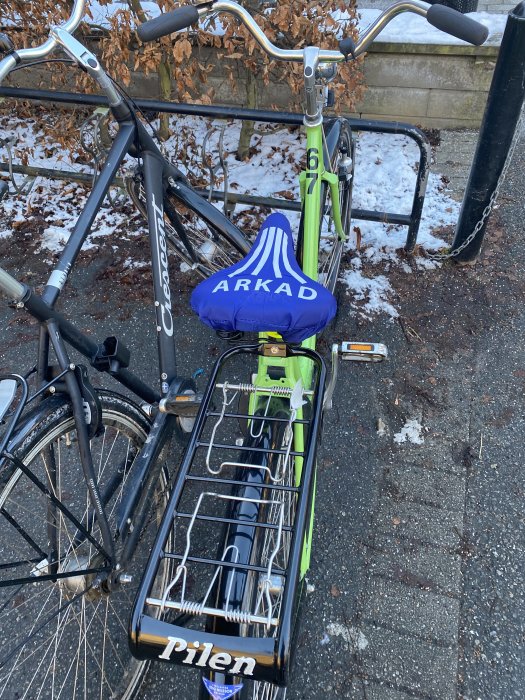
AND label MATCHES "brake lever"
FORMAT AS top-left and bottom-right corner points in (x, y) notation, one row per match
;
(0, 33), (15, 57)
(338, 36), (356, 61)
